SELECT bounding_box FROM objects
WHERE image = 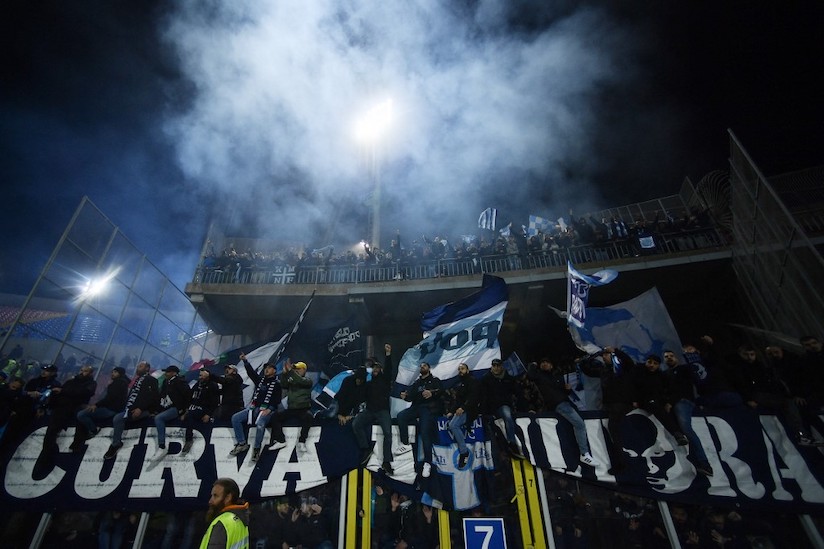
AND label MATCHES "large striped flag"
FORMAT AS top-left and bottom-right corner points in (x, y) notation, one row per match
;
(393, 275), (508, 415)
(478, 207), (497, 231)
